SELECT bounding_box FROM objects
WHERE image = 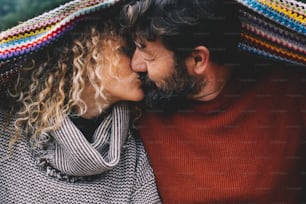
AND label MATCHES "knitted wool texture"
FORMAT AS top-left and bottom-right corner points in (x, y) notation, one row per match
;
(32, 102), (131, 180)
(0, 108), (161, 204)
(237, 0), (306, 65)
(0, 0), (305, 91)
